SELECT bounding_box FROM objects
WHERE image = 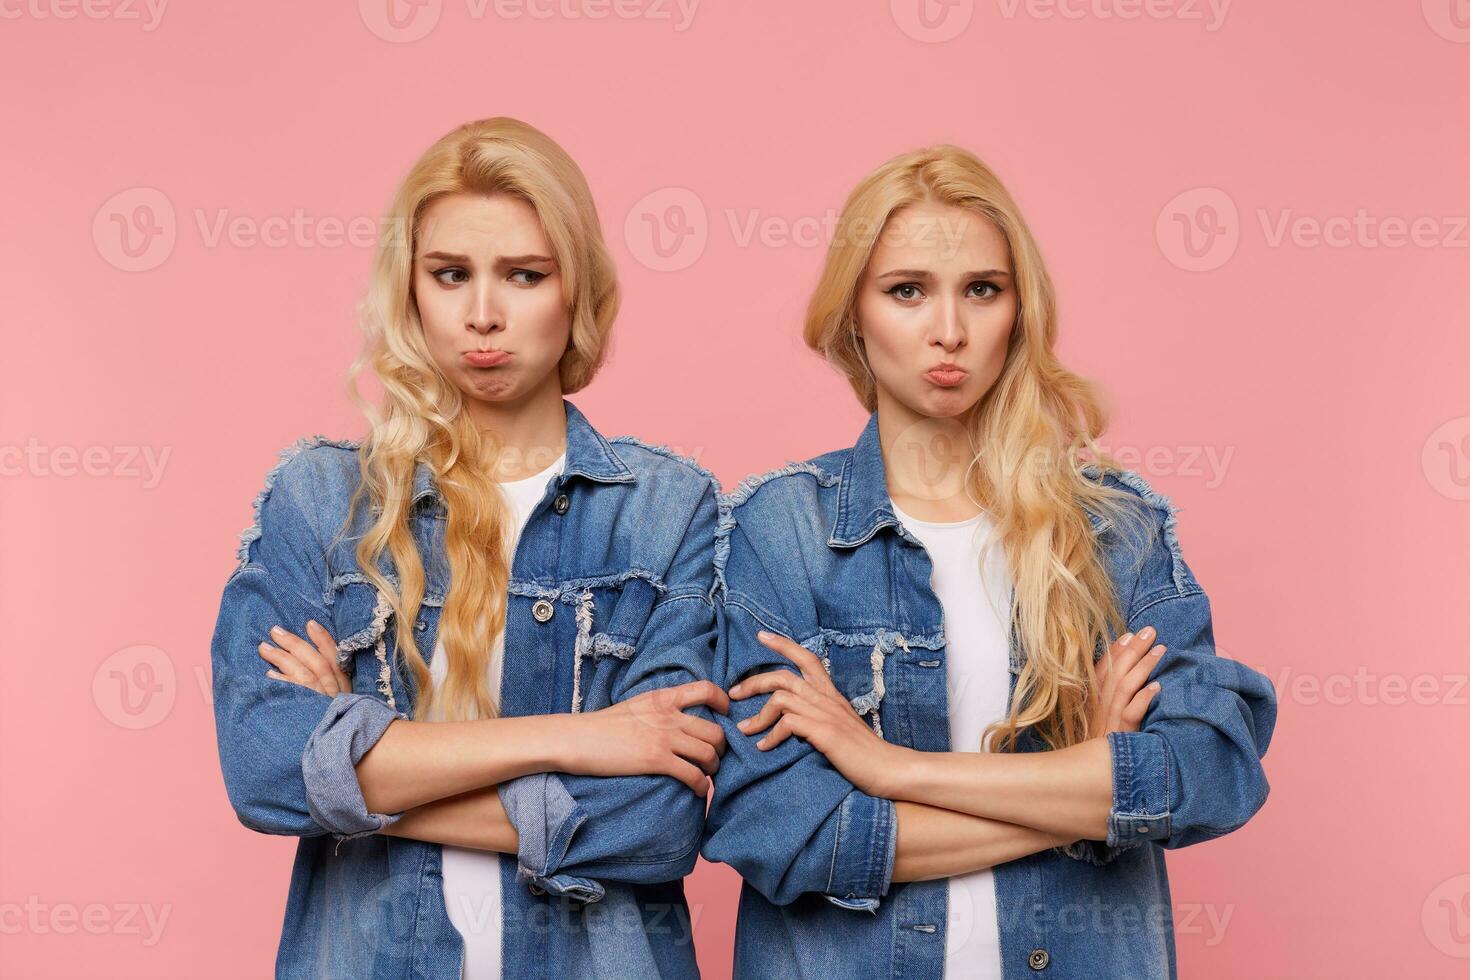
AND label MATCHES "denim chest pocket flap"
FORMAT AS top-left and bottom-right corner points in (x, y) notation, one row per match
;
(324, 573), (444, 711)
(803, 626), (943, 739)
